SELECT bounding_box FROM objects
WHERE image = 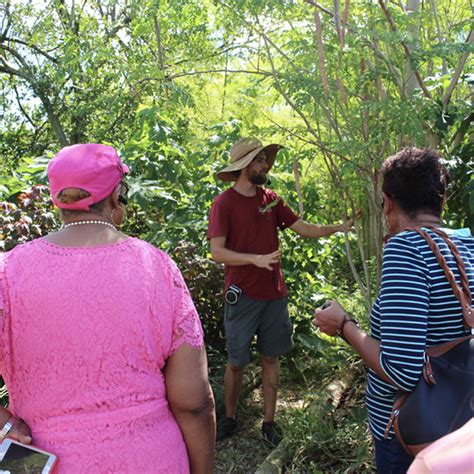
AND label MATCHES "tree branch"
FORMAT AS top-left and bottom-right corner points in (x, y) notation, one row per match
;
(0, 58), (24, 78)
(334, 0), (342, 44)
(213, 0), (309, 77)
(36, 91), (68, 145)
(3, 37), (58, 63)
(172, 43), (256, 67)
(441, 29), (473, 109)
(165, 69), (274, 80)
(369, 38), (404, 94)
(340, 0), (351, 47)
(293, 160), (304, 217)
(0, 45), (68, 145)
(304, 0), (404, 93)
(12, 83), (36, 129)
(0, 0), (12, 40)
(427, 0), (446, 74)
(313, 7), (329, 96)
(0, 43), (32, 72)
(258, 85), (371, 173)
(318, 148), (371, 303)
(302, 0), (333, 17)
(153, 15), (165, 71)
(378, 0), (433, 99)
(450, 111), (474, 150)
